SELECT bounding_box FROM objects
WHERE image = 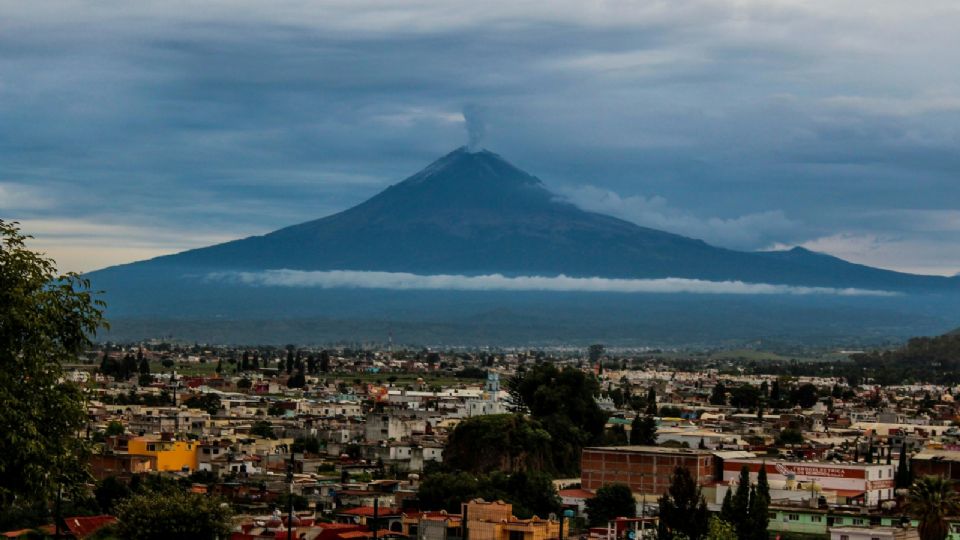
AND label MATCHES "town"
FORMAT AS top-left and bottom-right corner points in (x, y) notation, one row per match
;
(11, 337), (960, 540)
